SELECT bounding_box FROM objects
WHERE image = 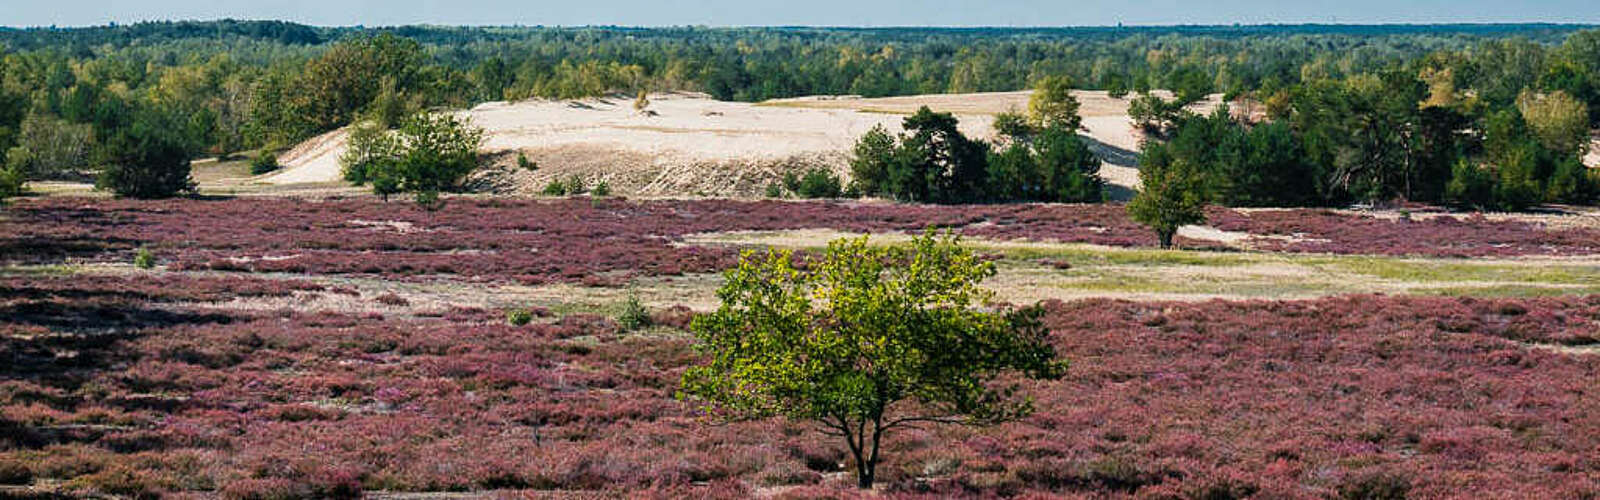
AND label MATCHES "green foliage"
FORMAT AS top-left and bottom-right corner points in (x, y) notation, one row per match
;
(1445, 160), (1497, 210)
(992, 109), (1035, 141)
(12, 113), (94, 180)
(340, 113), (484, 205)
(506, 308), (534, 326)
(541, 179), (567, 196)
(250, 152), (279, 175)
(848, 125), (896, 196)
(986, 125), (1104, 202)
(94, 106), (195, 199)
(1129, 150), (1207, 249)
(516, 153), (538, 172)
(563, 174), (586, 195)
(133, 248), (156, 269)
(850, 107), (990, 203)
(783, 167), (843, 199)
(764, 181), (785, 198)
(1028, 75), (1083, 131)
(0, 161), (24, 203)
(1128, 93), (1188, 136)
(1147, 108), (1319, 207)
(852, 106), (1101, 204)
(591, 180), (612, 197)
(1546, 157), (1599, 204)
(616, 293), (652, 332)
(680, 231), (1065, 488)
